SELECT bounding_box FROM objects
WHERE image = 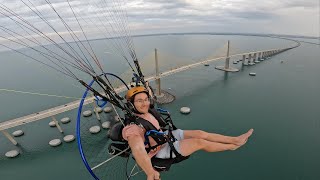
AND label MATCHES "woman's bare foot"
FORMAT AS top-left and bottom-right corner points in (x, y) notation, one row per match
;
(234, 129), (254, 146)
